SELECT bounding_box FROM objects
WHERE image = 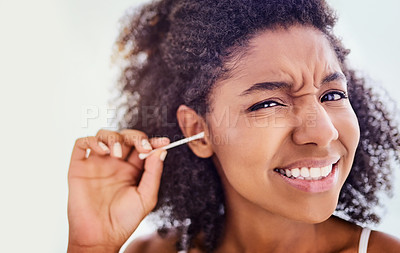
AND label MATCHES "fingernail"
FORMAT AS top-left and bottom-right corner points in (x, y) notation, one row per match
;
(138, 153), (147, 160)
(98, 141), (110, 153)
(112, 142), (122, 158)
(141, 139), (153, 150)
(159, 150), (167, 161)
